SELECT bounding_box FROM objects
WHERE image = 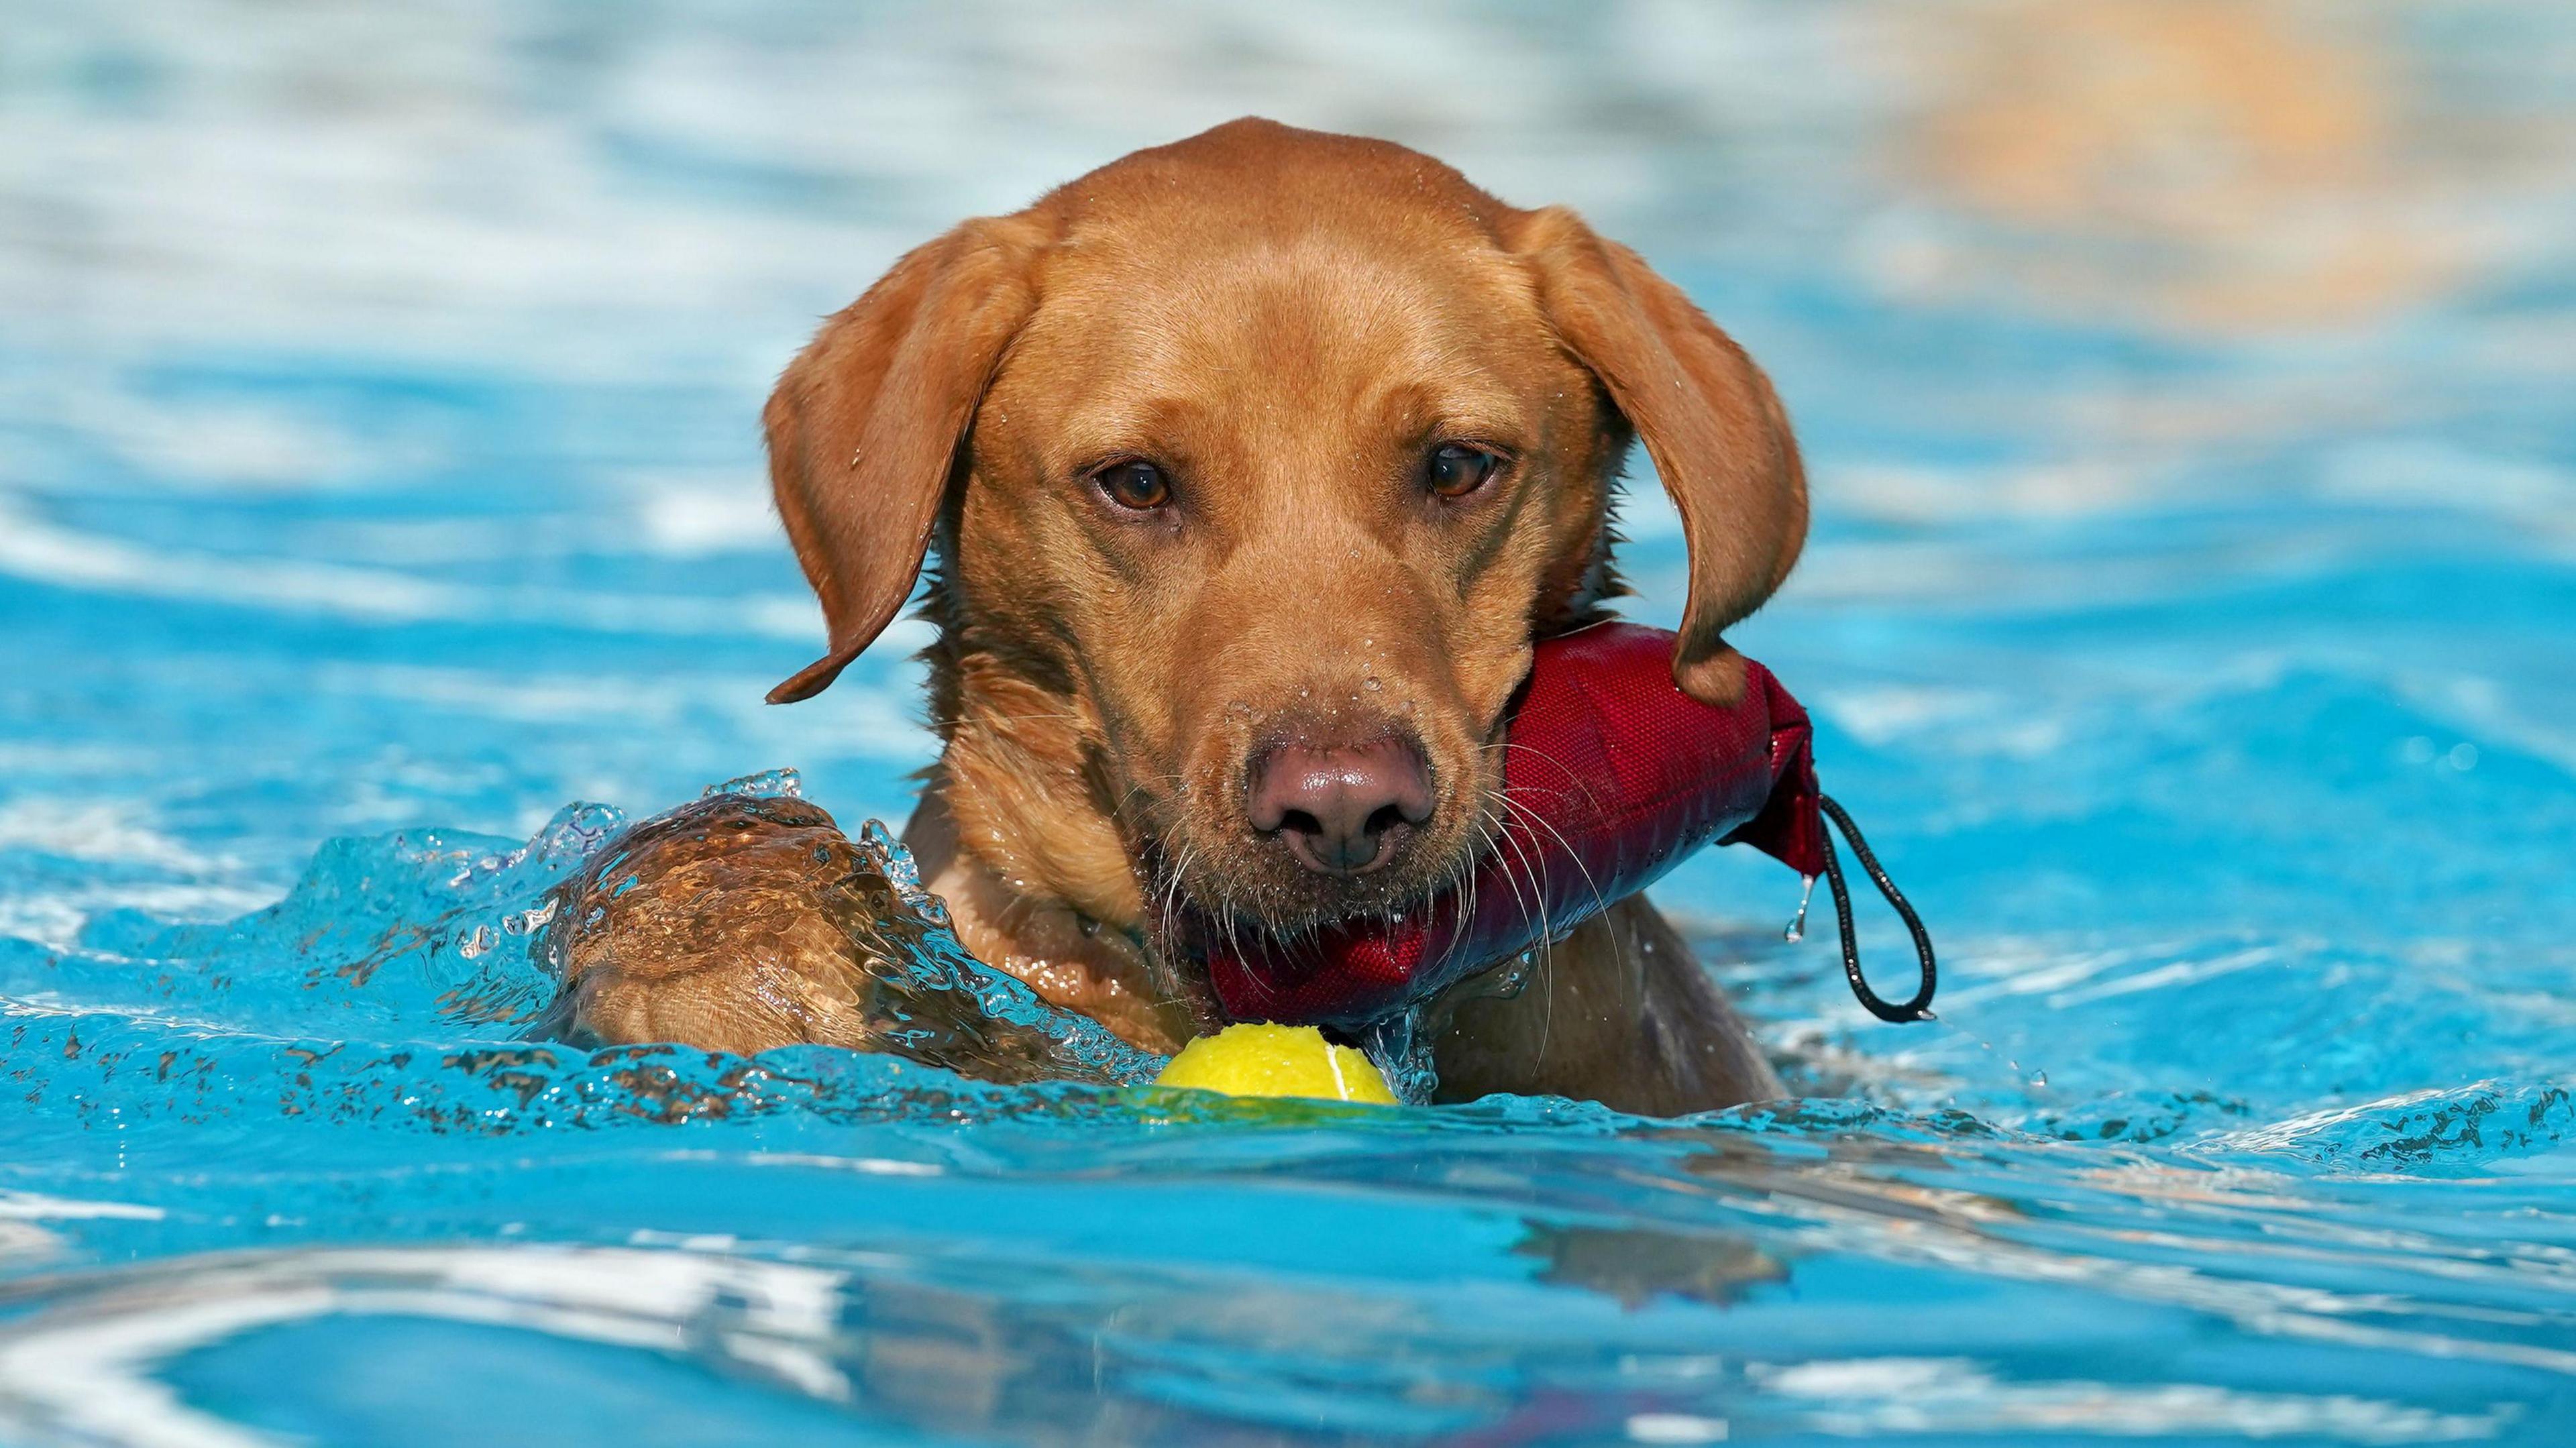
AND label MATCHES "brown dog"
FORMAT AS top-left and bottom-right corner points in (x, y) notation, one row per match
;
(557, 119), (1805, 1115)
